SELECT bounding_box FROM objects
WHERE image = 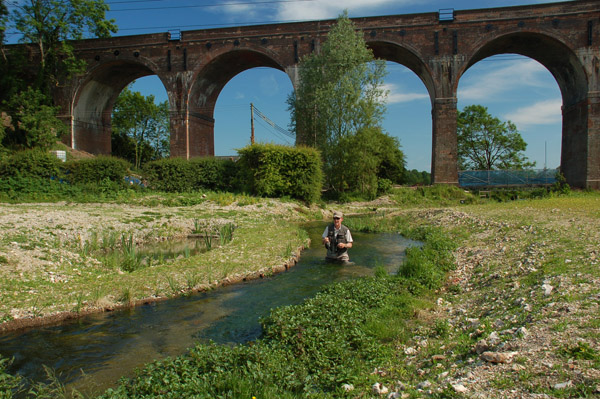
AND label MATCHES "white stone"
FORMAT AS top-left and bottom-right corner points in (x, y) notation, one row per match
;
(417, 380), (432, 390)
(372, 383), (389, 395)
(542, 283), (554, 296)
(387, 393), (401, 399)
(342, 383), (354, 392)
(452, 384), (468, 393)
(553, 381), (572, 389)
(404, 347), (417, 355)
